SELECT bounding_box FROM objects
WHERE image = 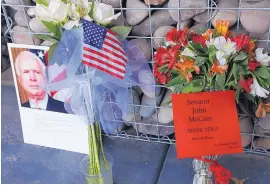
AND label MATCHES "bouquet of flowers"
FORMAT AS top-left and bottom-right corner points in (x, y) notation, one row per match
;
(33, 0), (132, 183)
(154, 20), (270, 117)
